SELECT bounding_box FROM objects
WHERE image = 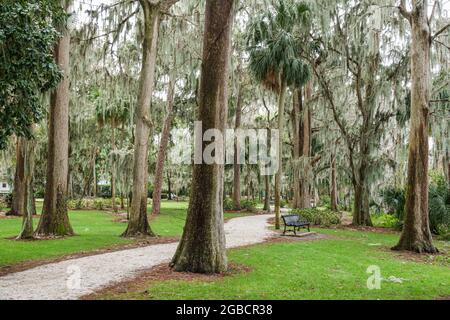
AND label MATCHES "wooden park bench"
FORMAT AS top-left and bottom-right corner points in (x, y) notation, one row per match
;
(281, 214), (311, 235)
